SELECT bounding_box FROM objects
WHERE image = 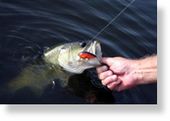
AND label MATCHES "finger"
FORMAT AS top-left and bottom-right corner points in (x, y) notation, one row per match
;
(101, 75), (117, 86)
(101, 57), (113, 66)
(96, 65), (108, 74)
(98, 70), (113, 80)
(107, 80), (121, 90)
